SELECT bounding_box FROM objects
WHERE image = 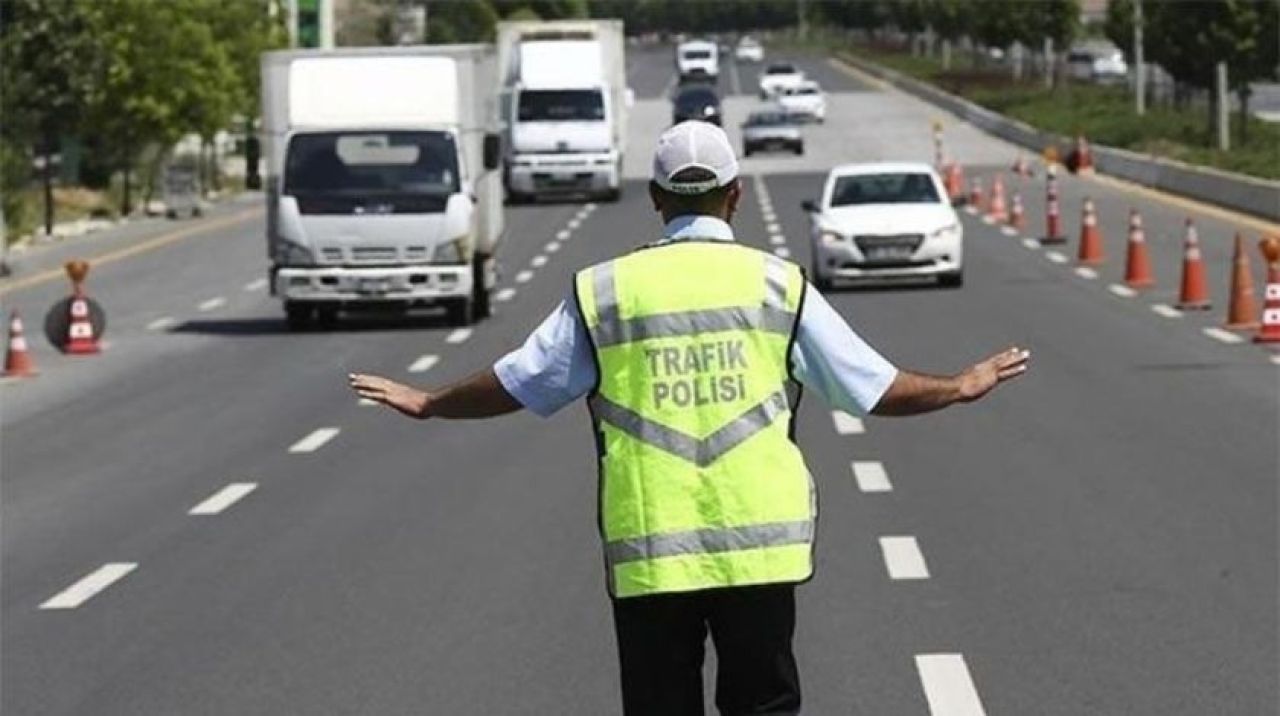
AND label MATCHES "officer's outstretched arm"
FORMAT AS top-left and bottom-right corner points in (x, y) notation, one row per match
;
(871, 346), (1029, 416)
(348, 368), (523, 420)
